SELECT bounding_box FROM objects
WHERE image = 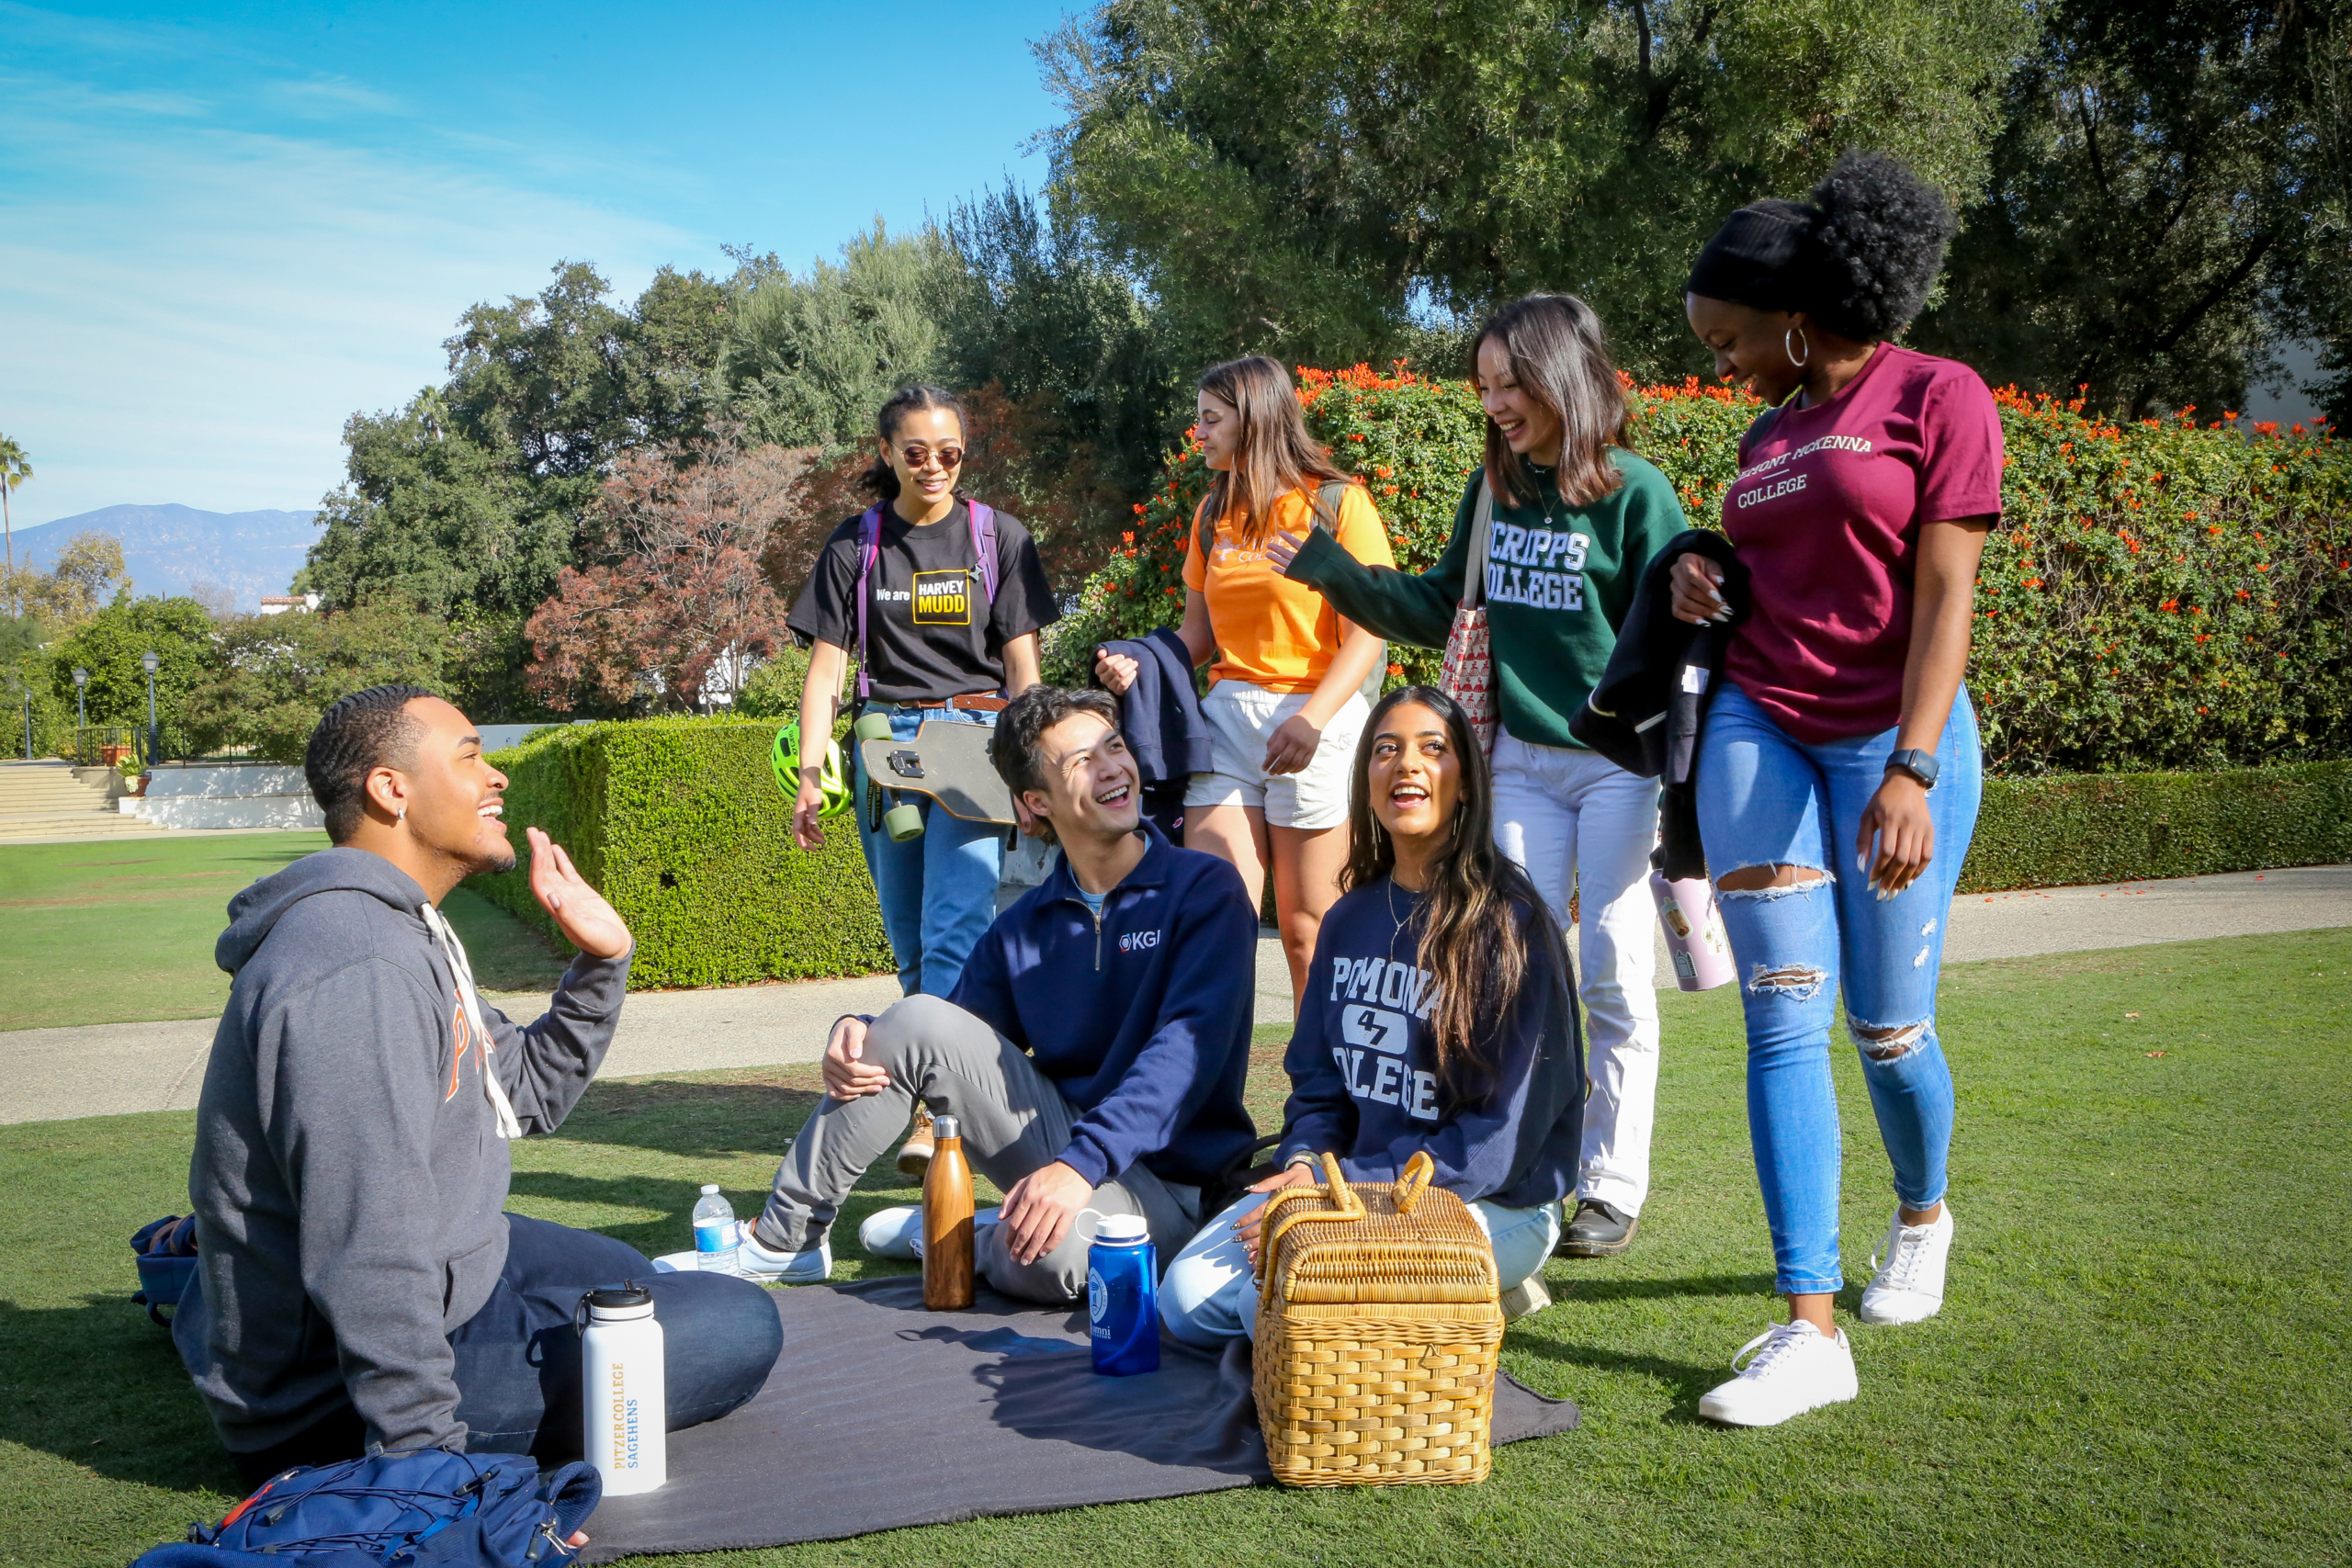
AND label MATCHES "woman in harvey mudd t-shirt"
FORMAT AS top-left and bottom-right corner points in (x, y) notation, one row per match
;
(1670, 154), (2003, 1429)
